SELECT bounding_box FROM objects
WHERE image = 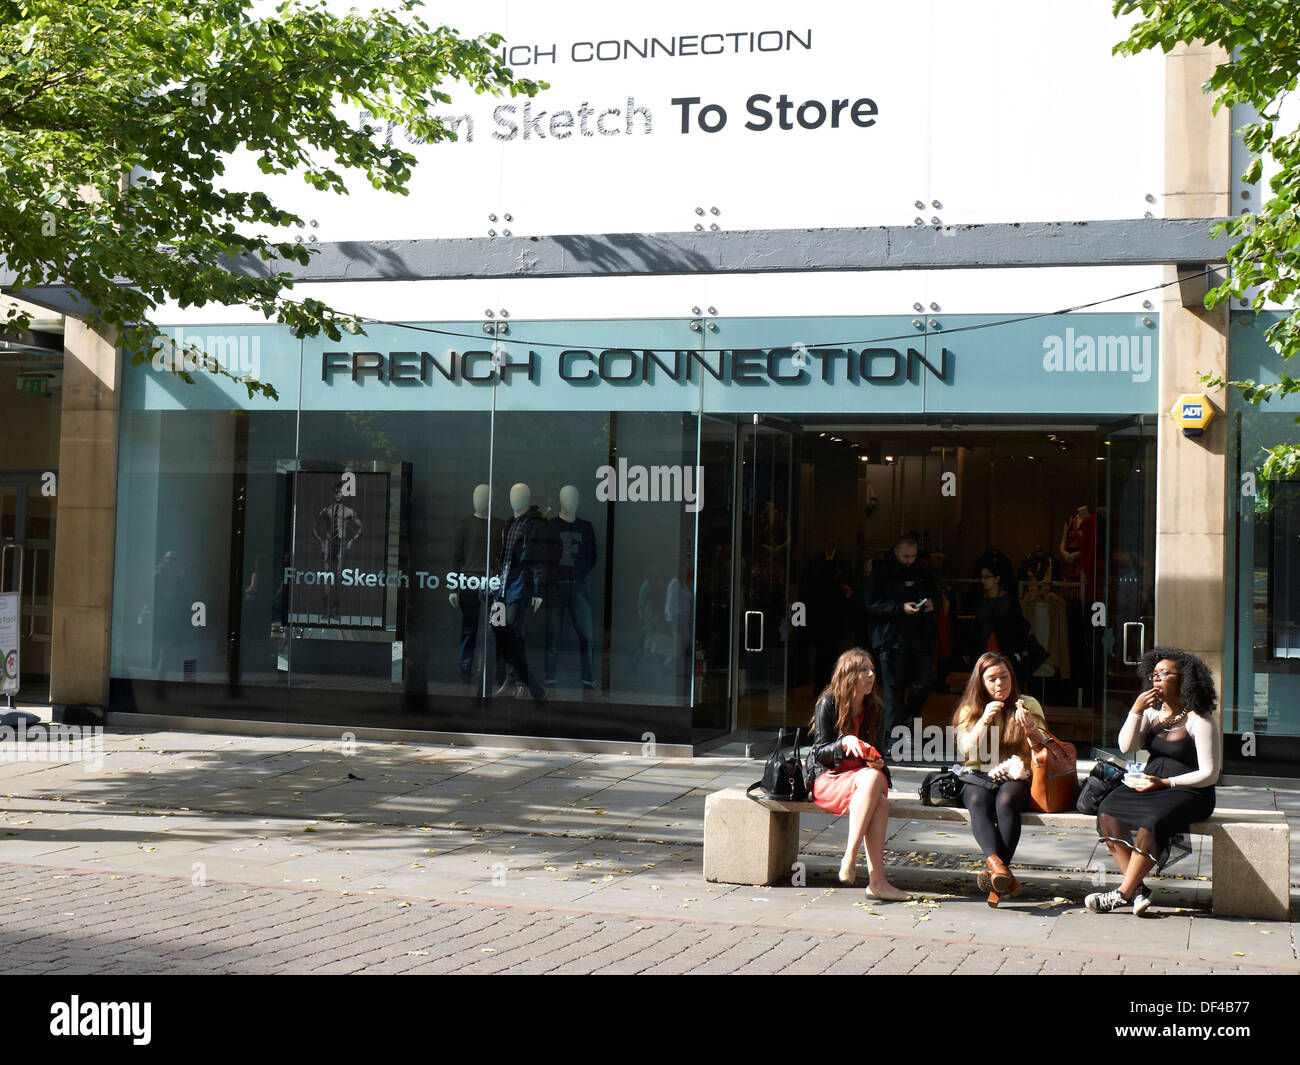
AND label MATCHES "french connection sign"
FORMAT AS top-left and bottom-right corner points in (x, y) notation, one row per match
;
(129, 314), (1158, 415)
